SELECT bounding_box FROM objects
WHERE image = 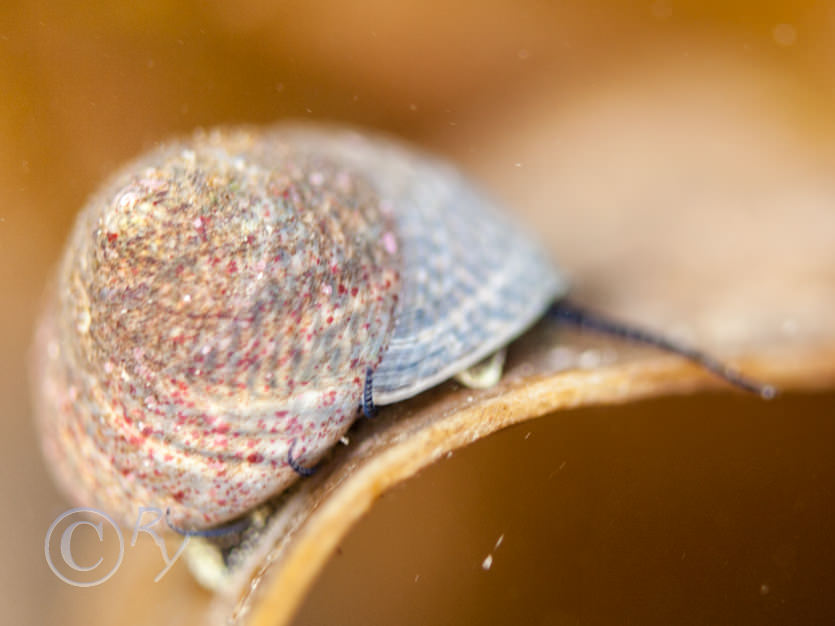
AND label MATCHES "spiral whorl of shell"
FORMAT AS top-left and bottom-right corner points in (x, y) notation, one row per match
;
(270, 127), (565, 402)
(34, 124), (566, 530)
(34, 128), (400, 528)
